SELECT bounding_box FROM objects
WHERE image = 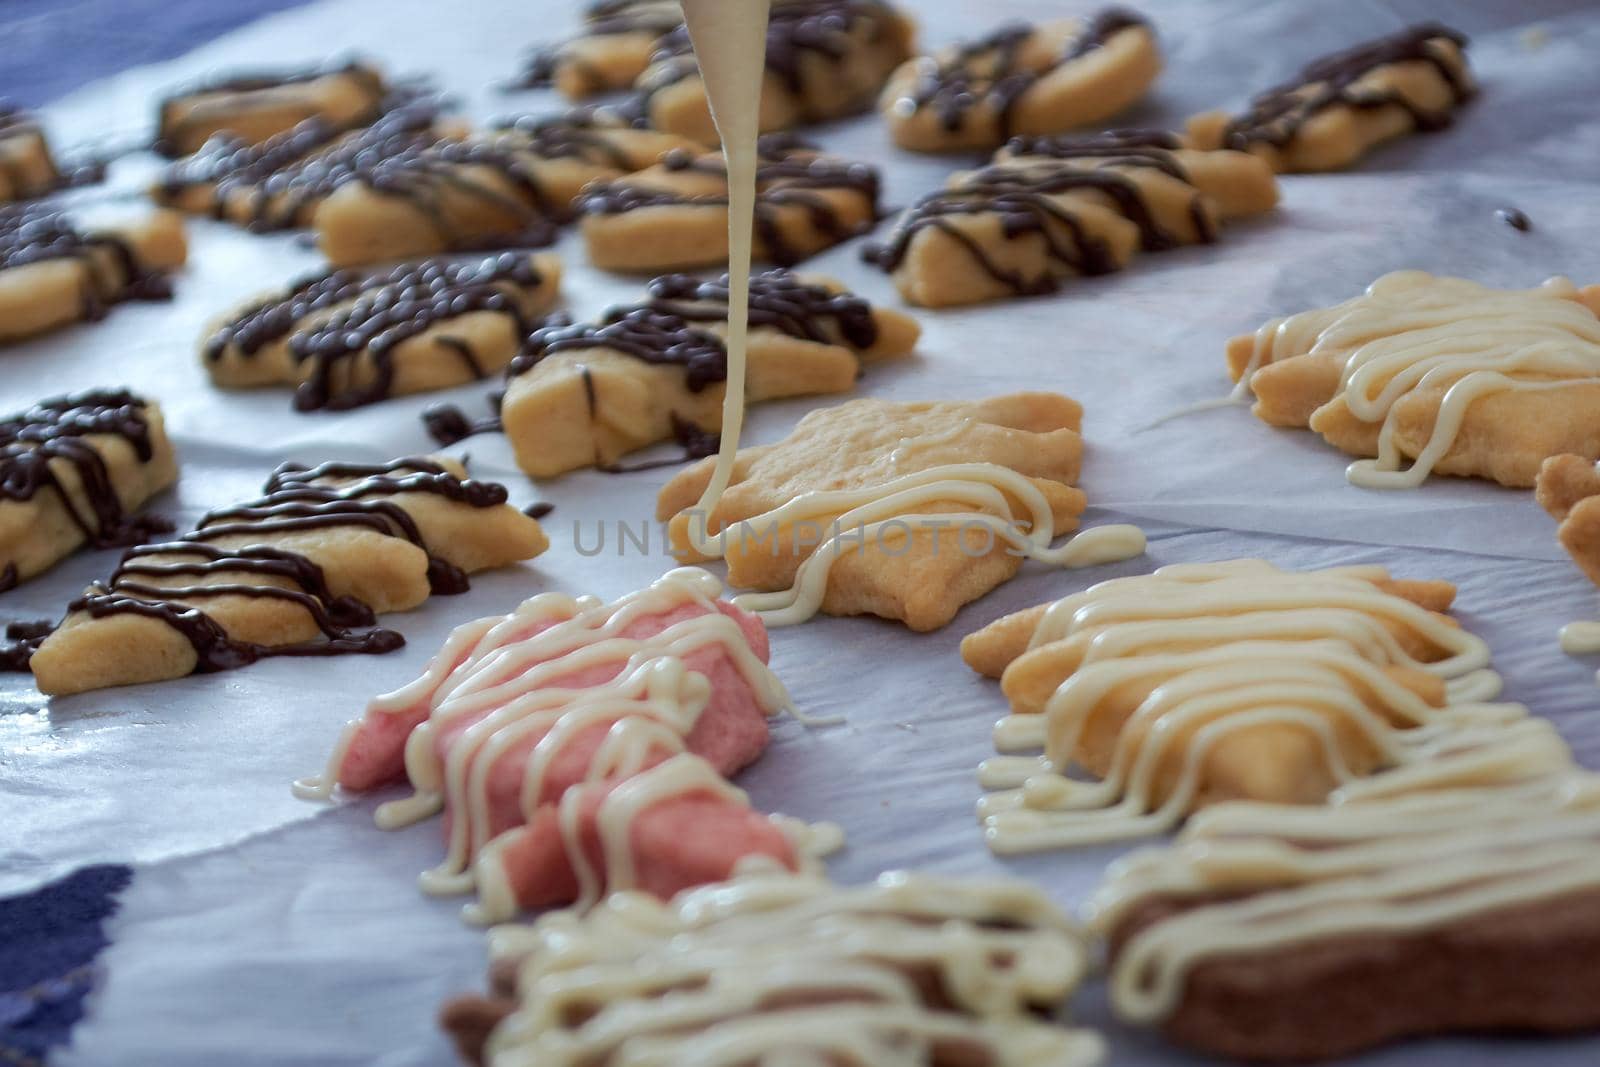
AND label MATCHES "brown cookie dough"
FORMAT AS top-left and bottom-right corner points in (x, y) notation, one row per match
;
(202, 252), (561, 410)
(864, 130), (1277, 308)
(154, 59), (389, 158)
(496, 268), (917, 477)
(1230, 271), (1600, 489)
(880, 11), (1159, 153)
(637, 0), (916, 145)
(0, 205), (186, 344)
(1, 390), (177, 593)
(580, 135), (880, 272)
(1186, 22), (1474, 173)
(1095, 773), (1600, 1062)
(658, 393), (1092, 631)
(441, 867), (1101, 1067)
(15, 456), (548, 696)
